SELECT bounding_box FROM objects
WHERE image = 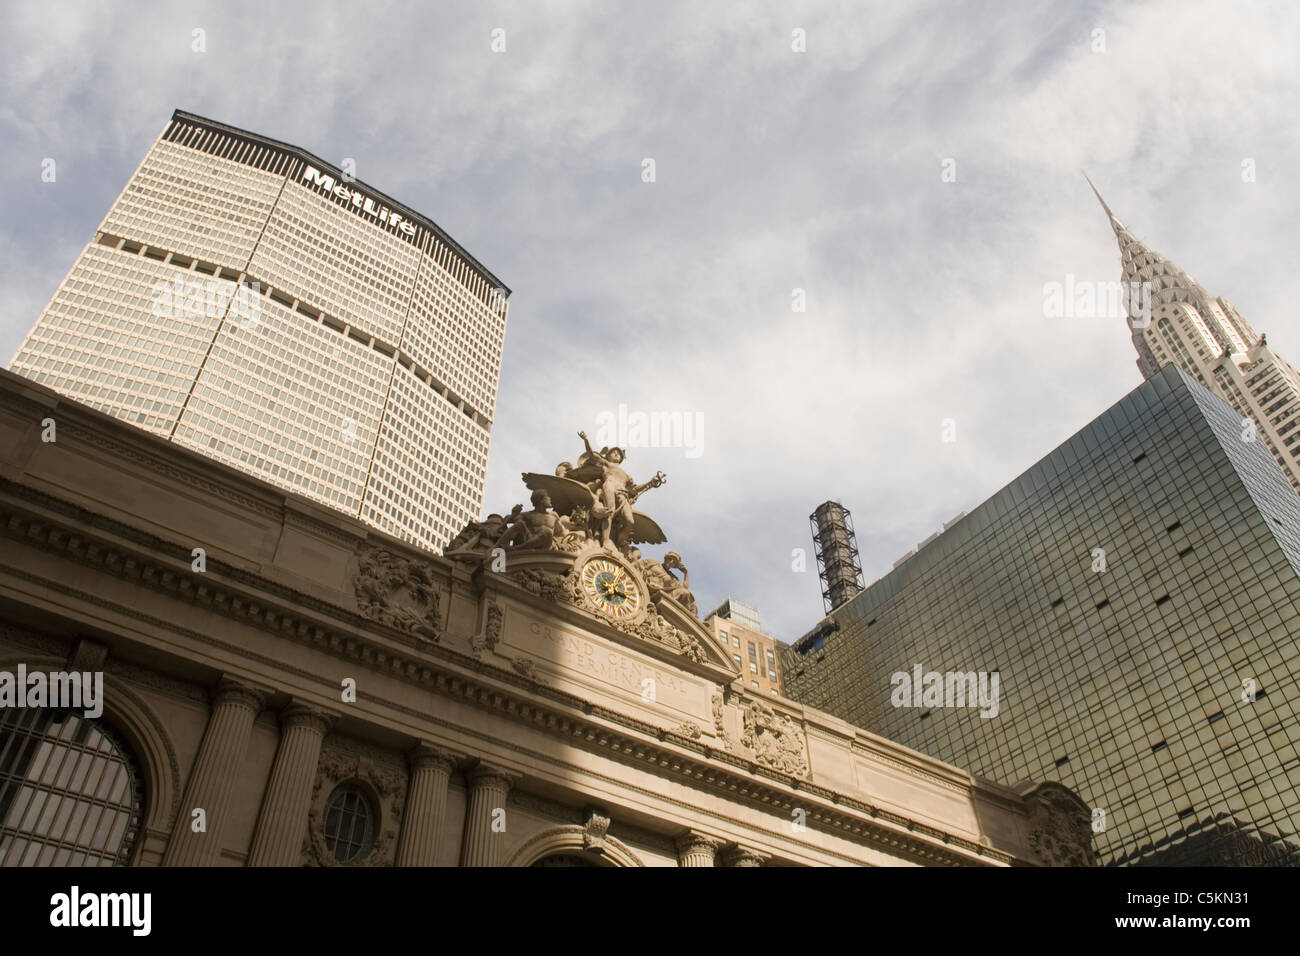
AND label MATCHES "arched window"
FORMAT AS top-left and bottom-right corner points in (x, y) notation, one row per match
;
(322, 783), (375, 864)
(0, 708), (146, 866)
